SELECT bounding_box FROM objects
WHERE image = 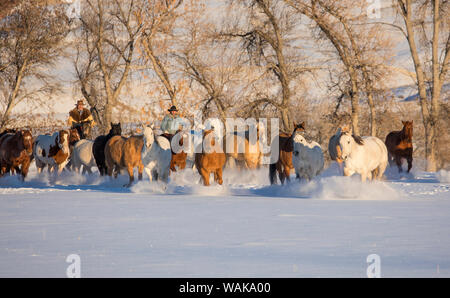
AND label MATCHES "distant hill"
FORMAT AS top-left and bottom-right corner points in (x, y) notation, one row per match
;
(390, 83), (450, 102)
